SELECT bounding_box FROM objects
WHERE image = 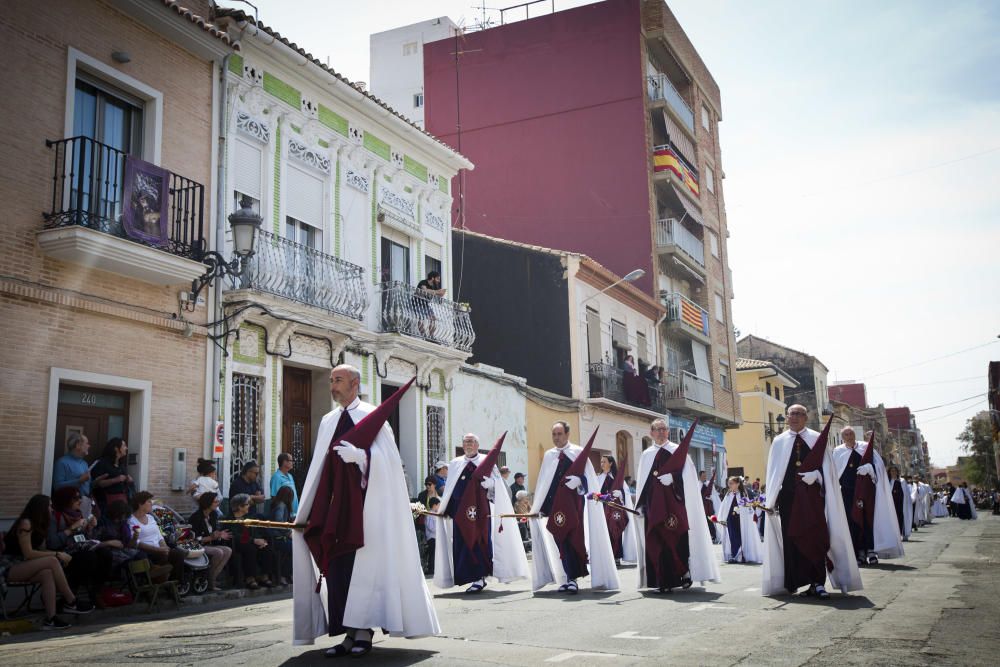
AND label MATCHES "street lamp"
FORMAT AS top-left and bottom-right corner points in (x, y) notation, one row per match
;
(189, 196), (262, 304)
(764, 414), (785, 441)
(581, 268), (645, 304)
